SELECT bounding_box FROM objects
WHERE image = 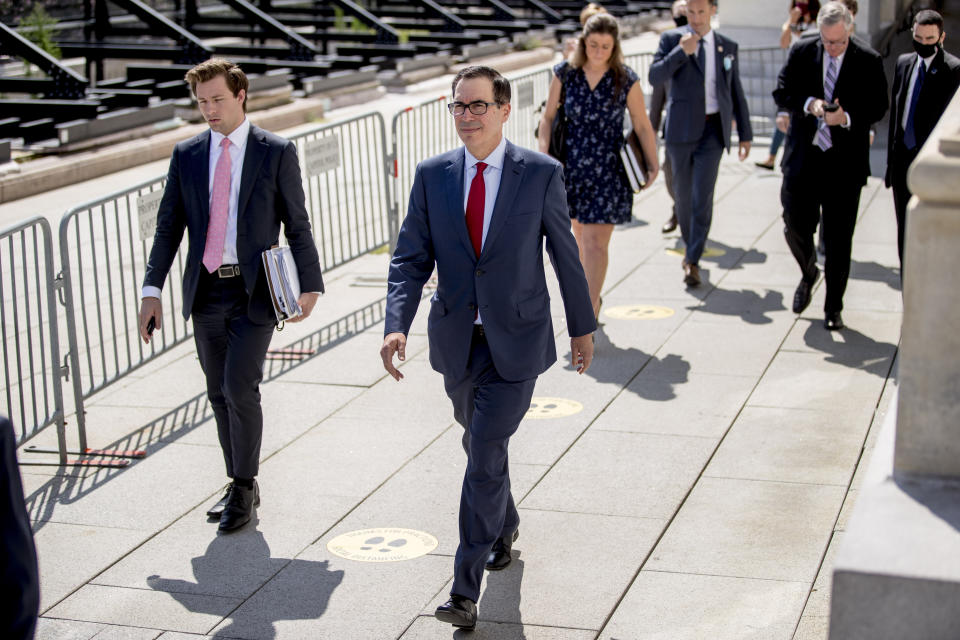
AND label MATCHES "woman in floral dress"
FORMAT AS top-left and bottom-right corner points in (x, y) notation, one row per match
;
(538, 13), (659, 320)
